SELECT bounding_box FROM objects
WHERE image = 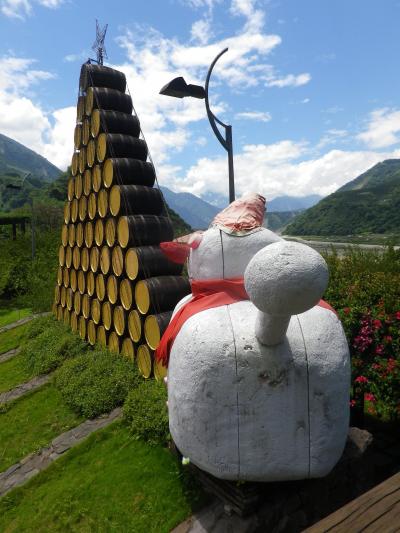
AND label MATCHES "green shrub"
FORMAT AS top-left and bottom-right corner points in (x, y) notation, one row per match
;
(55, 349), (141, 418)
(123, 380), (169, 446)
(21, 317), (88, 375)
